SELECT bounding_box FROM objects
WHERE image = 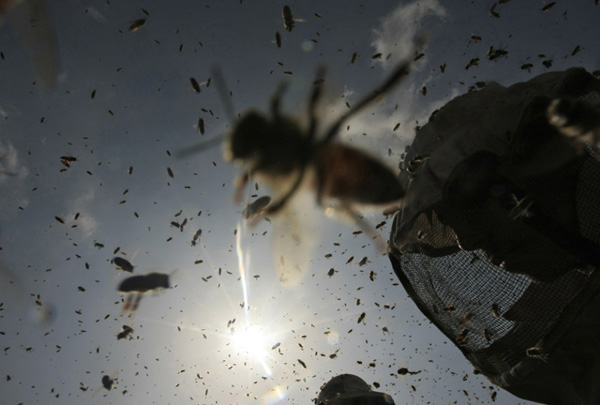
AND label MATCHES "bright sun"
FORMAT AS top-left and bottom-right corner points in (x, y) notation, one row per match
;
(232, 324), (268, 356)
(231, 324), (273, 376)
